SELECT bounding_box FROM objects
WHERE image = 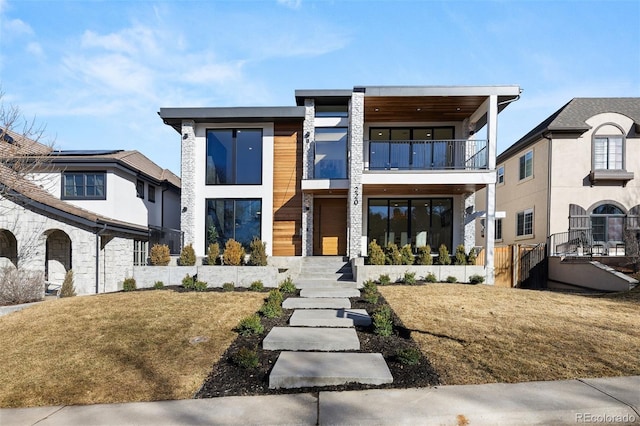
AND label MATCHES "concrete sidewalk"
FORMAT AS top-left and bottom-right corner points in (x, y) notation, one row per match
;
(1, 376), (638, 425)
